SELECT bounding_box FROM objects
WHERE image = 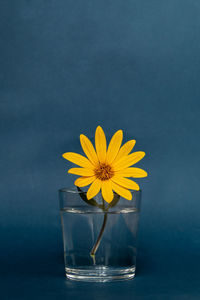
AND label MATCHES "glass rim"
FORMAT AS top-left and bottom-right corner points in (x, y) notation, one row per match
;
(58, 187), (142, 195)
